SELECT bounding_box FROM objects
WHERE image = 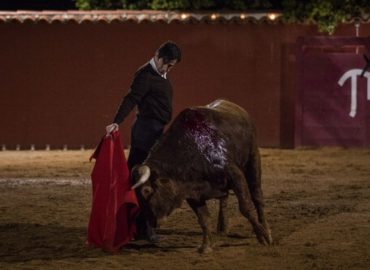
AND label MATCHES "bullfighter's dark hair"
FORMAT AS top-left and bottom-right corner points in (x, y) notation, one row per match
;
(157, 41), (181, 64)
